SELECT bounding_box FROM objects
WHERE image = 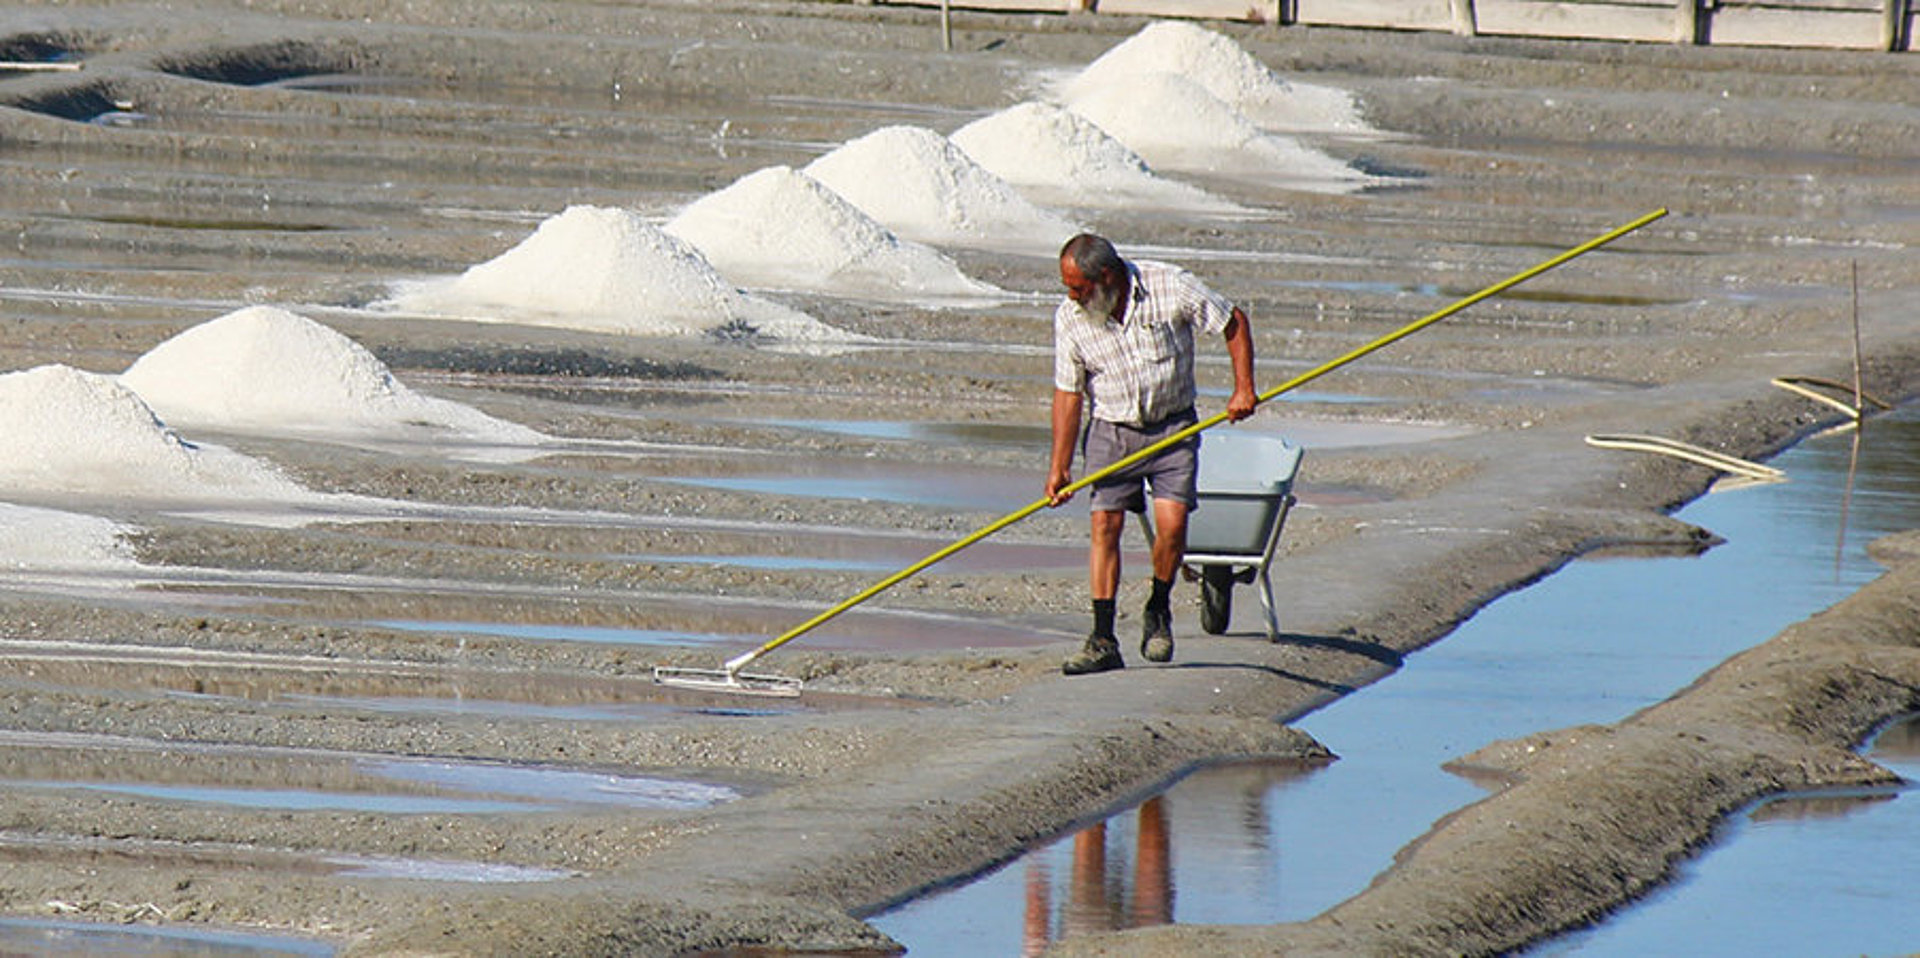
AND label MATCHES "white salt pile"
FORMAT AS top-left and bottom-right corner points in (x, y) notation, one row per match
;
(664, 166), (1003, 302)
(1065, 72), (1373, 191)
(0, 364), (314, 503)
(0, 502), (138, 570)
(383, 205), (852, 343)
(122, 306), (549, 452)
(801, 125), (1081, 254)
(1056, 20), (1372, 136)
(949, 101), (1237, 212)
